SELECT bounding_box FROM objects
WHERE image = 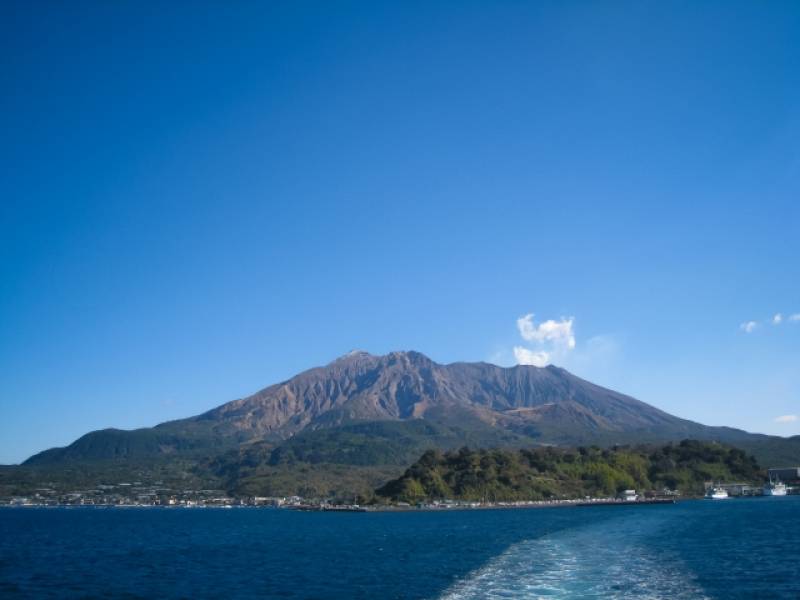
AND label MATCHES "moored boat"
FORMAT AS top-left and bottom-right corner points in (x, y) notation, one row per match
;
(762, 477), (787, 496)
(705, 486), (729, 500)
